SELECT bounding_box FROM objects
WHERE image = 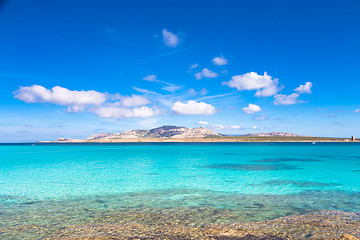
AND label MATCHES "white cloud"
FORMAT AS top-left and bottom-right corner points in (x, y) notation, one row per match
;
(210, 124), (243, 130)
(162, 29), (180, 47)
(143, 75), (158, 81)
(295, 82), (312, 94)
(221, 70), (229, 75)
(194, 68), (219, 80)
(243, 103), (262, 114)
(143, 75), (182, 93)
(93, 106), (155, 119)
(162, 85), (183, 92)
(143, 74), (182, 93)
(172, 100), (216, 115)
(187, 89), (197, 96)
(189, 63), (199, 71)
(14, 85), (156, 119)
(354, 109), (360, 113)
(197, 121), (209, 125)
(213, 124), (225, 129)
(274, 93), (302, 105)
(254, 115), (268, 121)
(212, 55), (228, 66)
(187, 88), (208, 96)
(223, 72), (282, 97)
(120, 94), (150, 107)
(14, 85), (107, 112)
(133, 87), (159, 95)
(252, 126), (257, 130)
